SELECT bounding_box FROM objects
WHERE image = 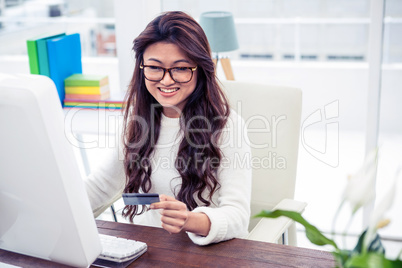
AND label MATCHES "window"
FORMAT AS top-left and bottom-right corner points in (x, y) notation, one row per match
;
(161, 0), (402, 63)
(2, 0), (401, 63)
(0, 0), (116, 57)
